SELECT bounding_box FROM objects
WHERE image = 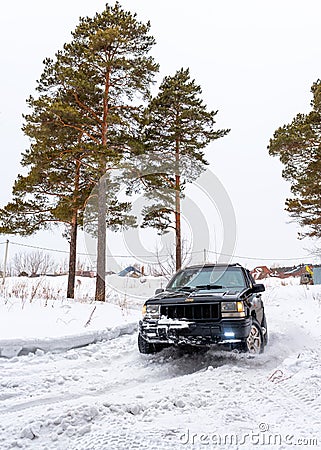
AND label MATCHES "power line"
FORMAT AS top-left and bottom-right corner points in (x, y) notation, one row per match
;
(207, 250), (313, 262)
(8, 241), (171, 259)
(2, 240), (315, 262)
(10, 241), (80, 255)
